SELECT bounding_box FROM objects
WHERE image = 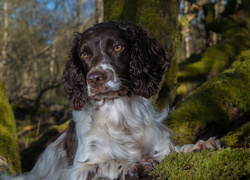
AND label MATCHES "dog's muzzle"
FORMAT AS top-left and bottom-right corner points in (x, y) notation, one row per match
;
(87, 63), (128, 99)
